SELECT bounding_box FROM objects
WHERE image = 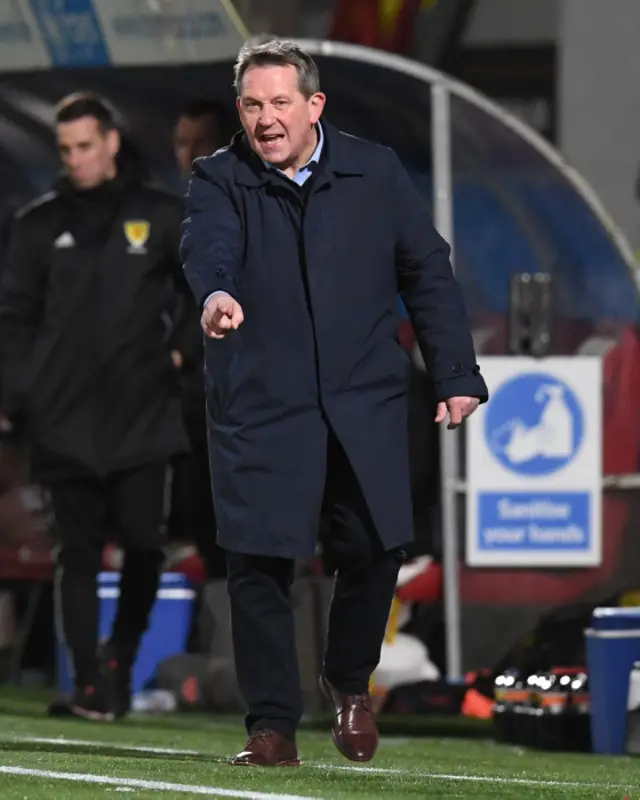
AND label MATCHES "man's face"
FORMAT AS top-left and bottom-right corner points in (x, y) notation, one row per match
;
(57, 116), (119, 190)
(237, 64), (325, 169)
(174, 114), (222, 179)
